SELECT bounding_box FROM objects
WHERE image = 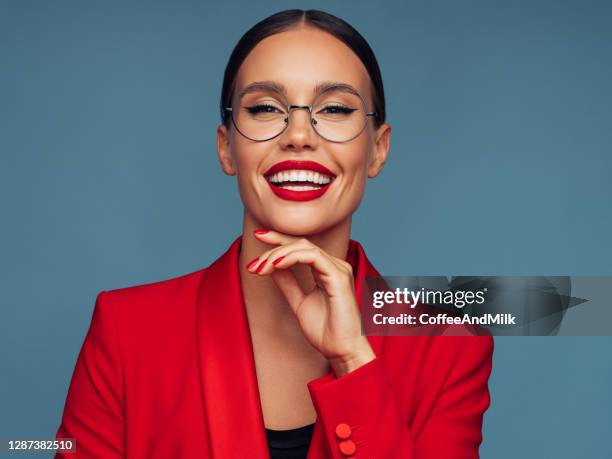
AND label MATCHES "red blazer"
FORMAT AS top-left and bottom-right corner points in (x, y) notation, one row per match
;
(55, 236), (493, 459)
